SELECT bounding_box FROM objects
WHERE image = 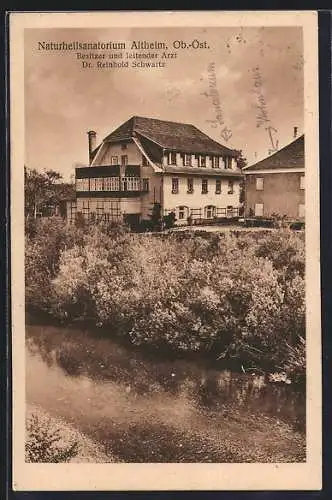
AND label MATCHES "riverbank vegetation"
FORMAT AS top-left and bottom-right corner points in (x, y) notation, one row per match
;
(25, 218), (305, 383)
(26, 405), (113, 462)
